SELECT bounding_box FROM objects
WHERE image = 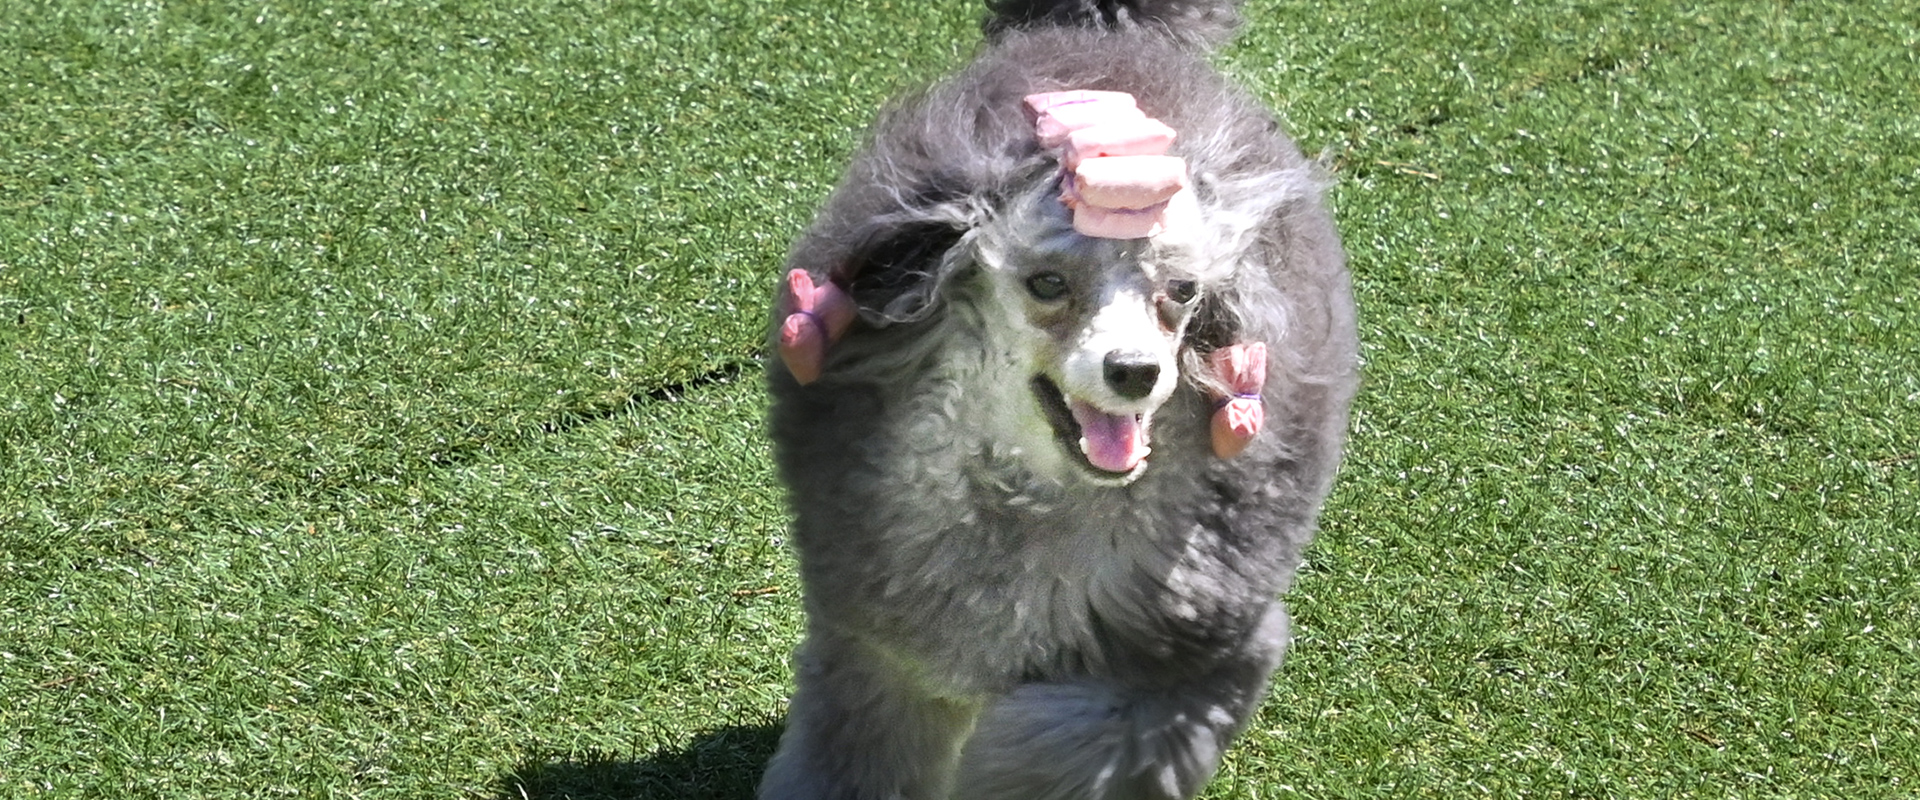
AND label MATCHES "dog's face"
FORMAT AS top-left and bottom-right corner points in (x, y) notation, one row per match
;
(970, 196), (1214, 485)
